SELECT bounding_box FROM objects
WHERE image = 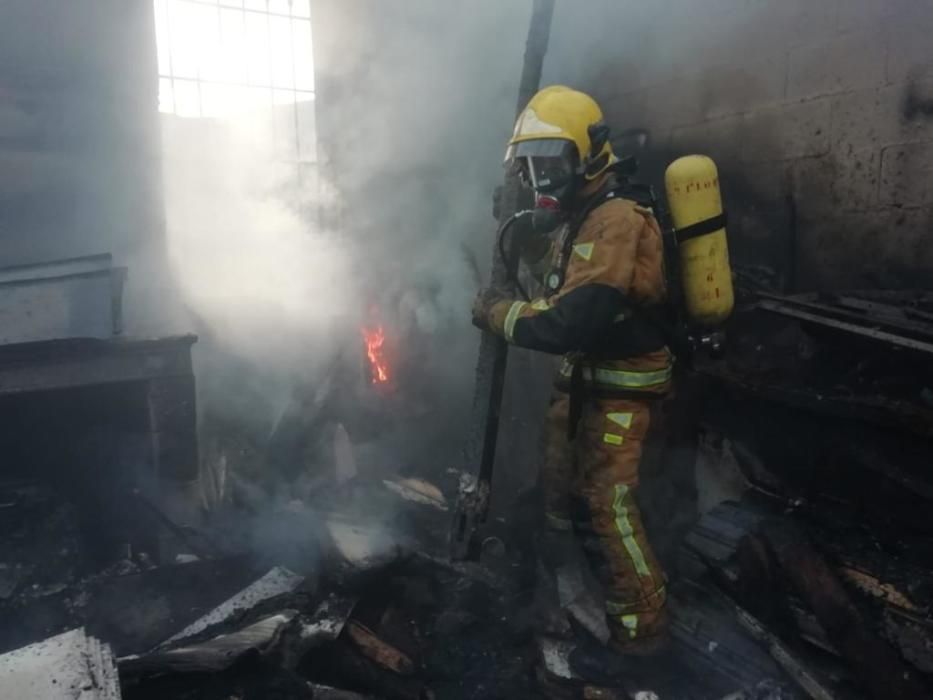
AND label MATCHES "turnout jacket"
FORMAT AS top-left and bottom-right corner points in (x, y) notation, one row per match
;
(485, 176), (673, 396)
